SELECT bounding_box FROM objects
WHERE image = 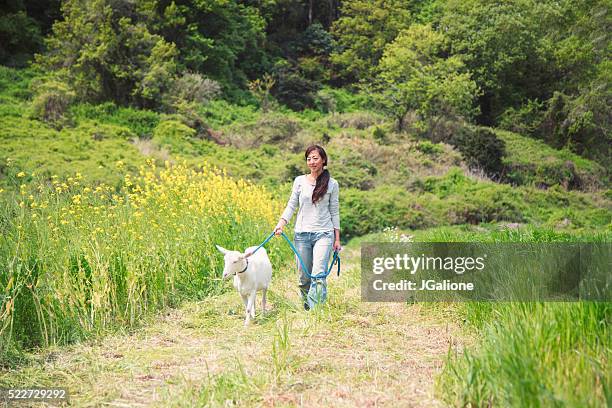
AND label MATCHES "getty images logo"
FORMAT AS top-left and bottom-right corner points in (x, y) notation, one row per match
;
(372, 253), (486, 275)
